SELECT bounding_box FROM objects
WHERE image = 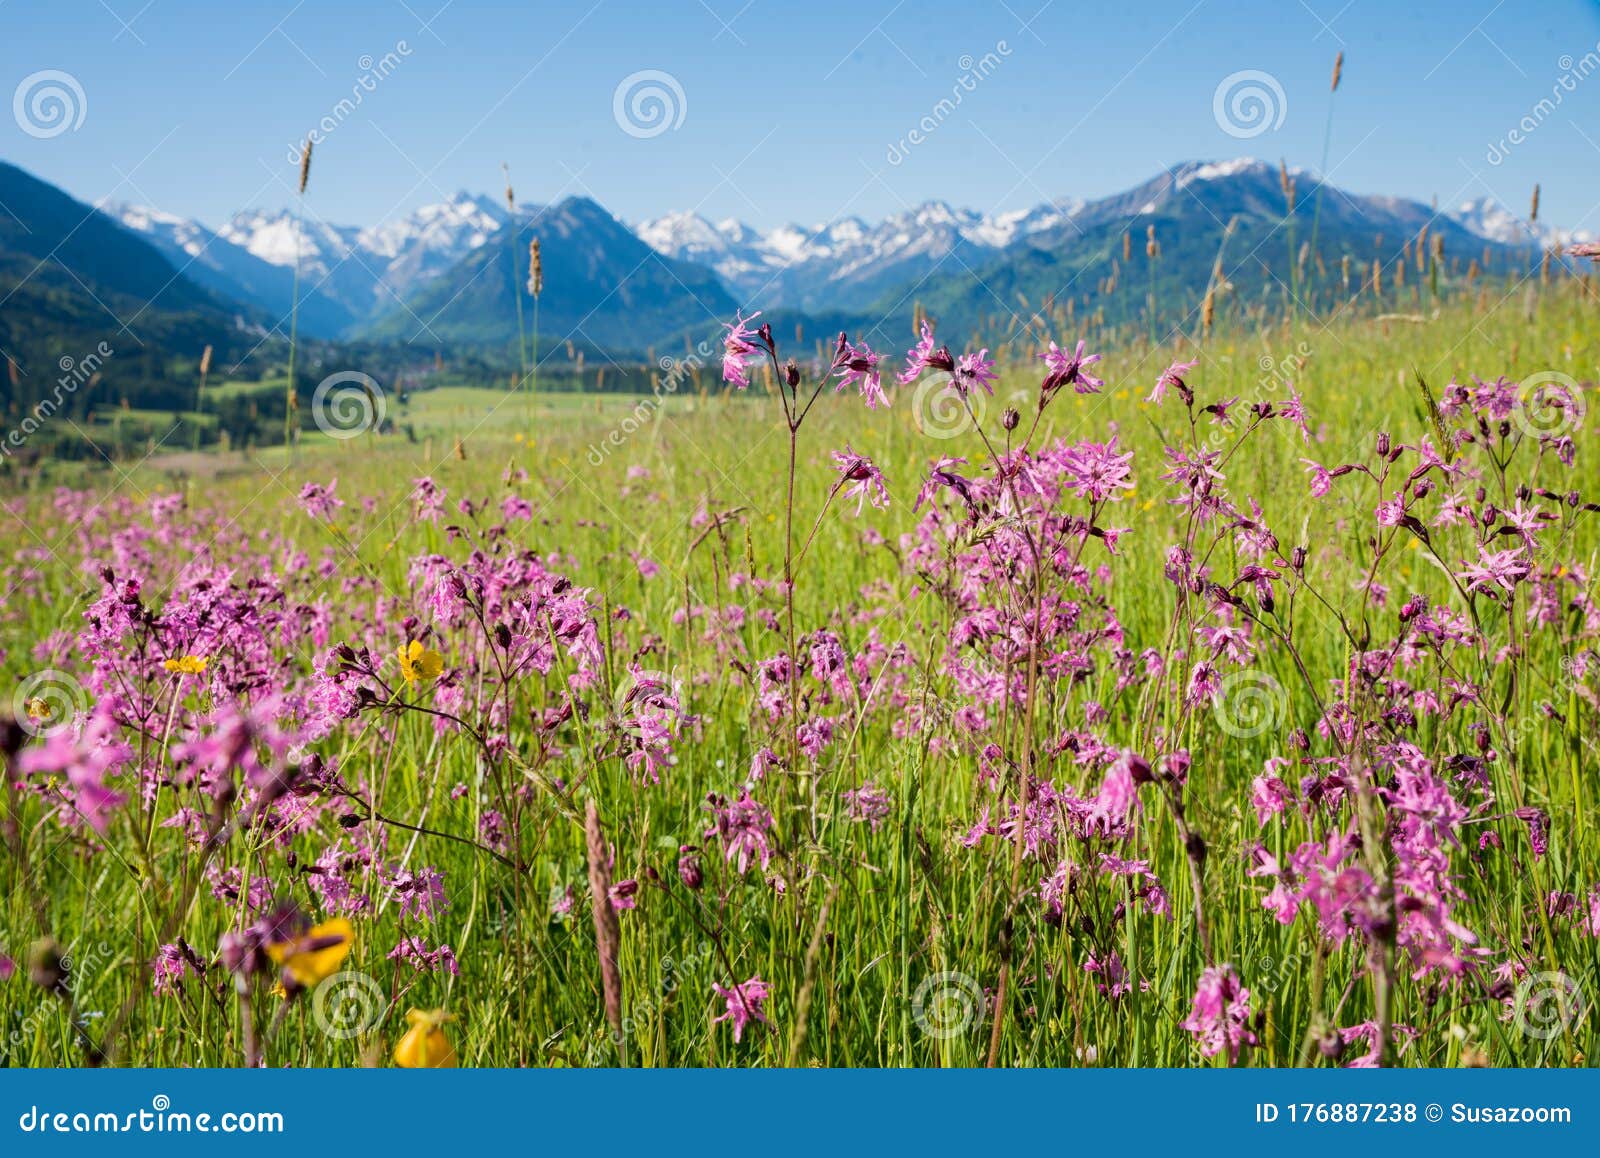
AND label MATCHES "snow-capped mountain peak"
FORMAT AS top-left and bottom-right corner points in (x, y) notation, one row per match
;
(1446, 195), (1596, 249)
(633, 197), (1078, 310)
(634, 210), (736, 259)
(357, 192), (506, 259)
